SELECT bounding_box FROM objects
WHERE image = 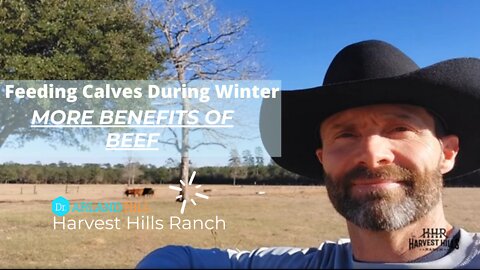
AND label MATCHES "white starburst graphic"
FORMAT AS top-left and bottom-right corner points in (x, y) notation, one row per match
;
(169, 171), (209, 214)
